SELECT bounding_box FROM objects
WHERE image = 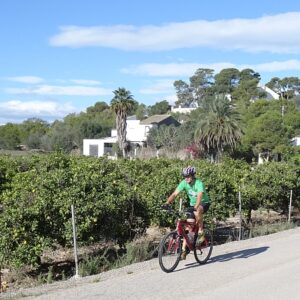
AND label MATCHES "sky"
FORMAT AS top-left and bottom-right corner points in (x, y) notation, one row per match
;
(1, 0), (300, 124)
